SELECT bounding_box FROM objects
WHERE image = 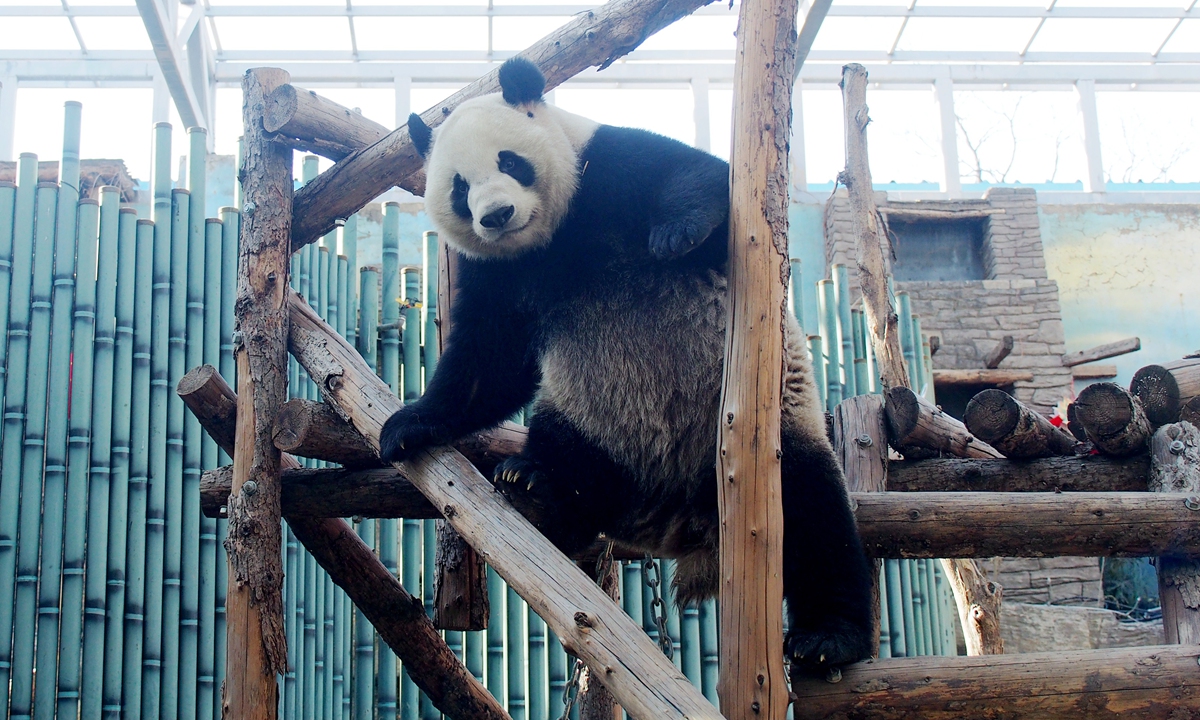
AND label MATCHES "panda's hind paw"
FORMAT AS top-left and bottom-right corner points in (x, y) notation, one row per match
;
(492, 457), (553, 507)
(785, 618), (872, 678)
(649, 220), (705, 260)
